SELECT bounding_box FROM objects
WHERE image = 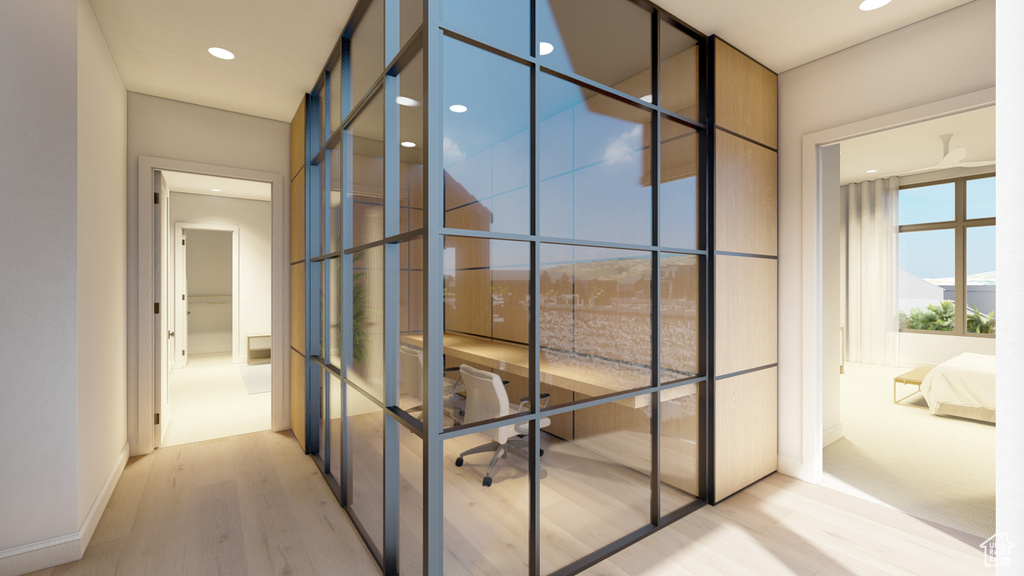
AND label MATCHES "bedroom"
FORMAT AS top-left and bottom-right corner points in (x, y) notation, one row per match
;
(823, 105), (996, 541)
